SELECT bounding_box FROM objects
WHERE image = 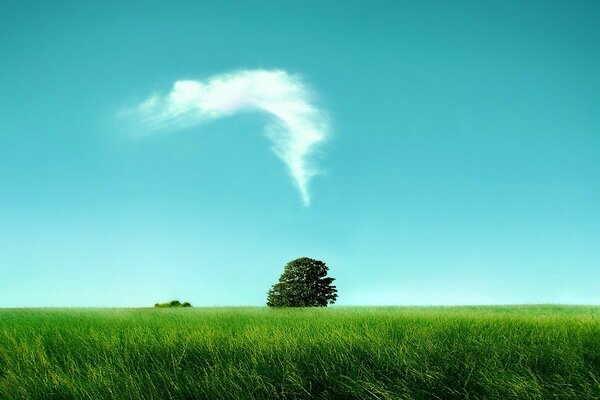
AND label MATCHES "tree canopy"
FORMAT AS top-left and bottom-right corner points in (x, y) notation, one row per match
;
(267, 257), (338, 307)
(154, 300), (192, 308)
